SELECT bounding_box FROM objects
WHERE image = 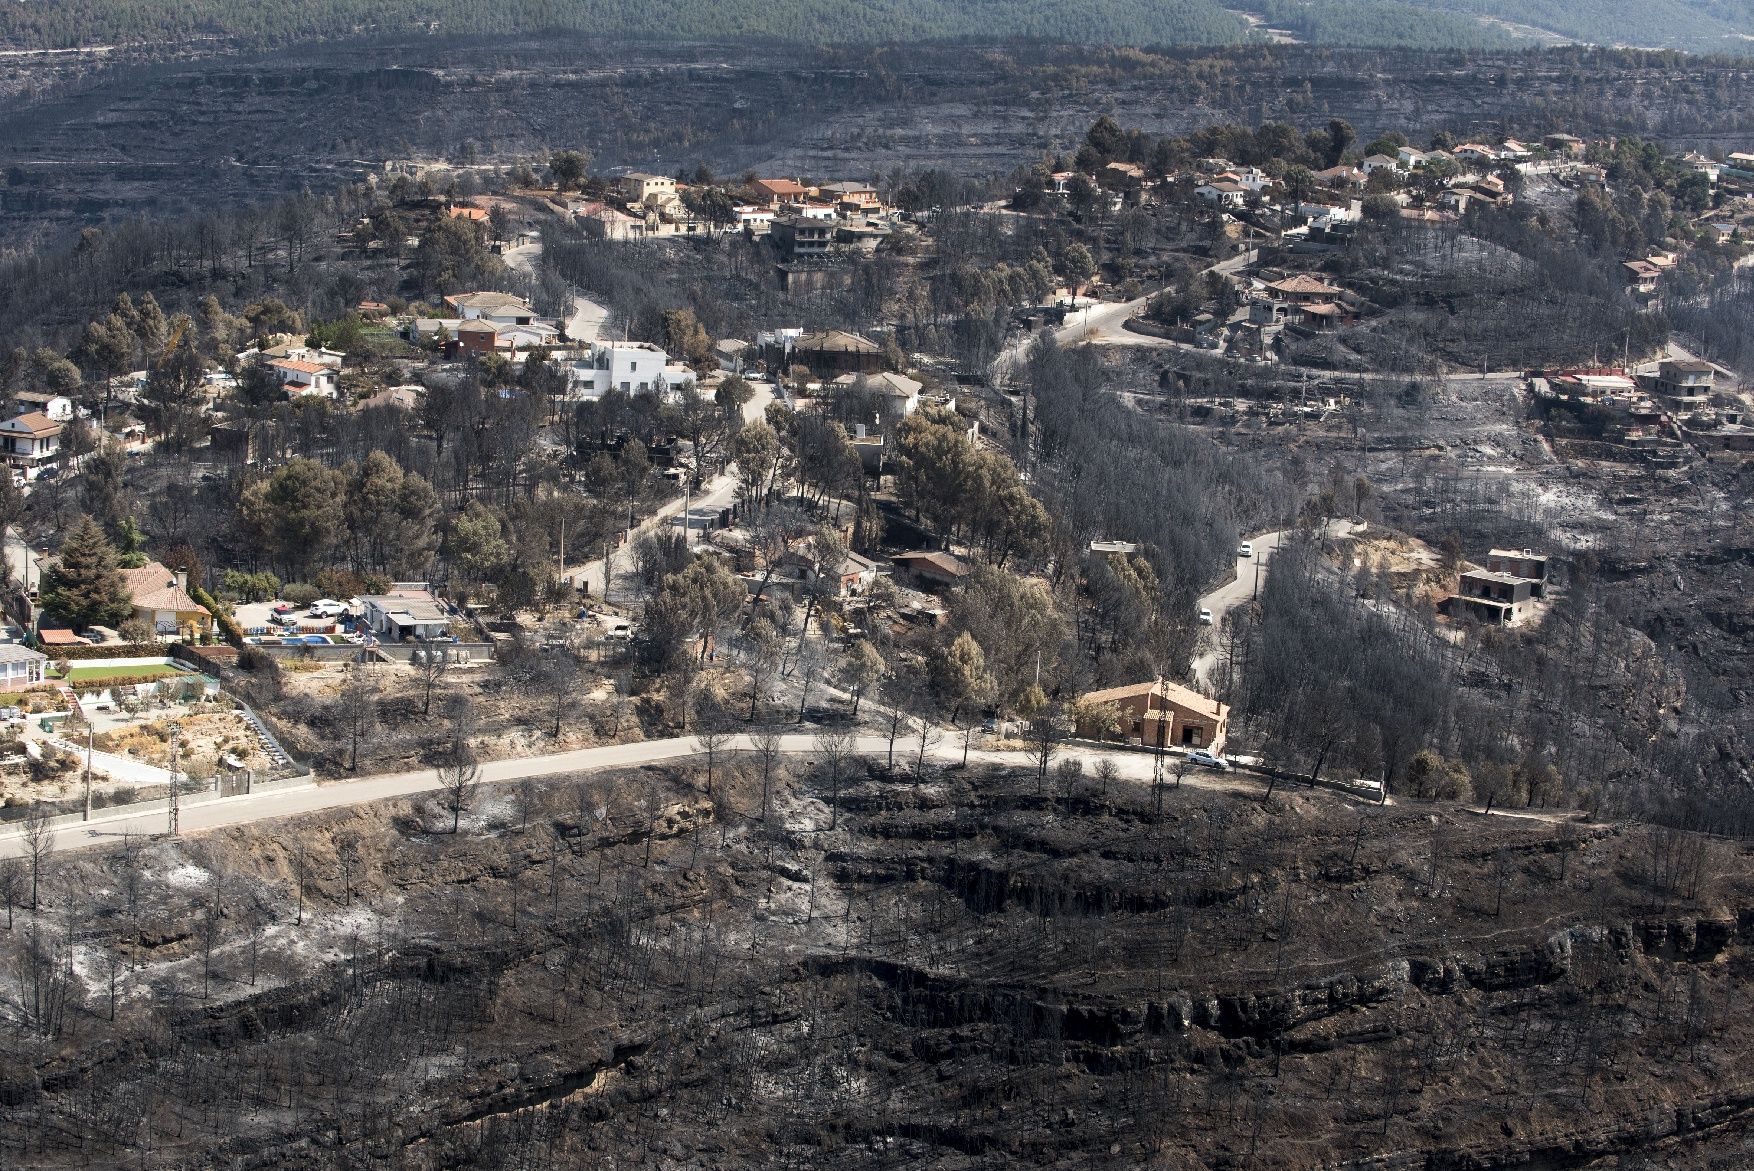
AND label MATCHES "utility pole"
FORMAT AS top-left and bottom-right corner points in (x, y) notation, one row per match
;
(166, 734), (180, 837)
(83, 727), (93, 821)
